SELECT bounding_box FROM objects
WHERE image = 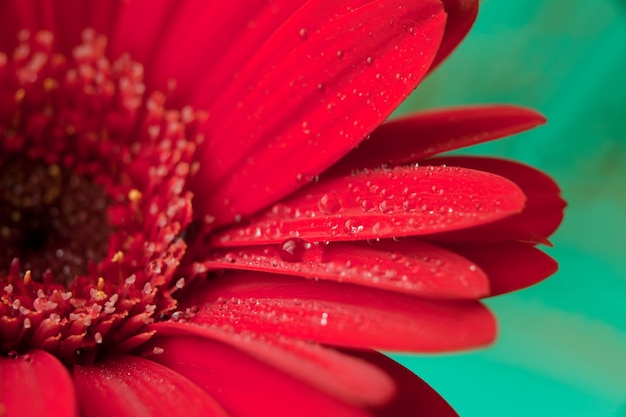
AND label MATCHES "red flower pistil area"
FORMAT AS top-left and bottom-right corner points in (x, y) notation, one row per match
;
(0, 29), (203, 365)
